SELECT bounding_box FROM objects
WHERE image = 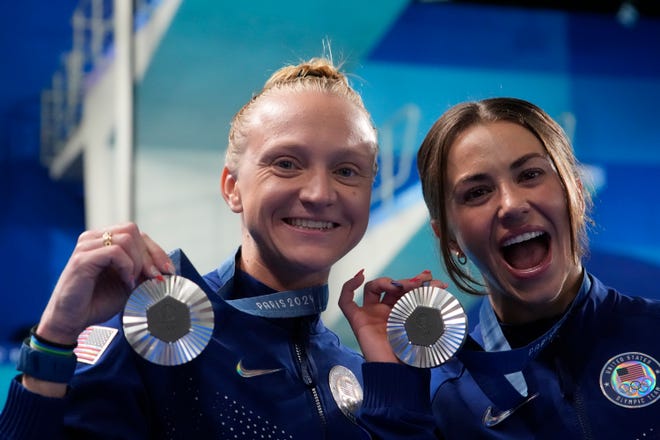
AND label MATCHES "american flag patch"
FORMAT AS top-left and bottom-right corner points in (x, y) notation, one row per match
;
(616, 363), (646, 383)
(74, 325), (118, 365)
